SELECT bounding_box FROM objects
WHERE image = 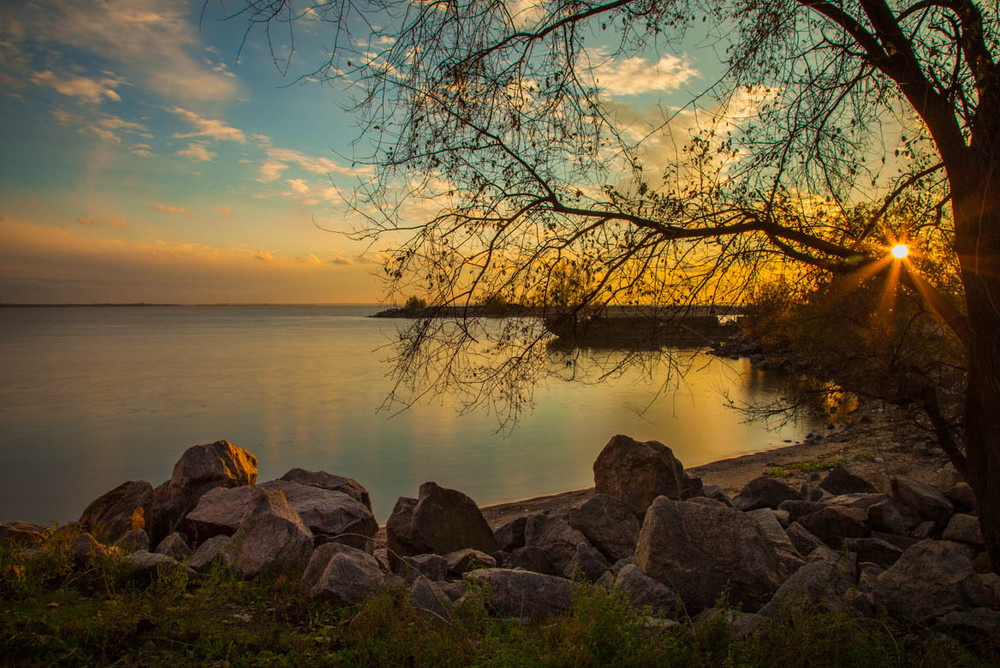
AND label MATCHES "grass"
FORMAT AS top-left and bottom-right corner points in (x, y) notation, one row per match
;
(2, 528), (997, 667)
